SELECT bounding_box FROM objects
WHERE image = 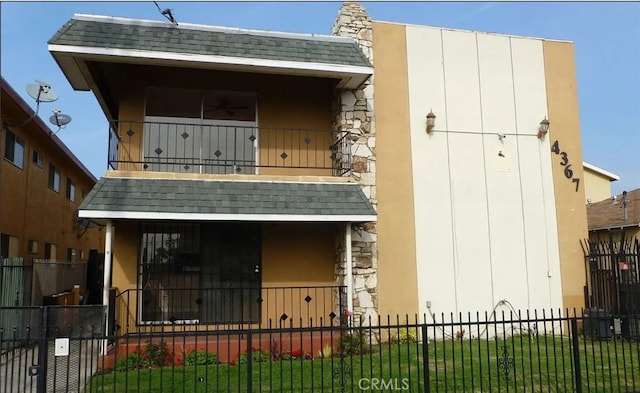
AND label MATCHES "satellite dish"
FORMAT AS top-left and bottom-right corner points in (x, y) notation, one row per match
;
(50, 111), (72, 127)
(26, 80), (59, 103)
